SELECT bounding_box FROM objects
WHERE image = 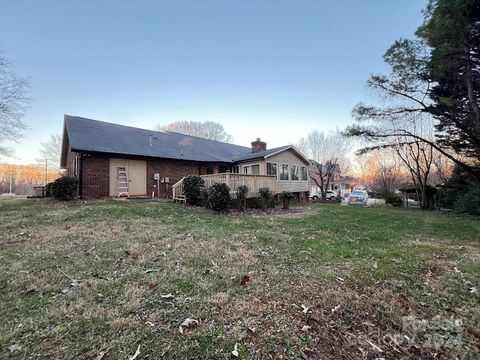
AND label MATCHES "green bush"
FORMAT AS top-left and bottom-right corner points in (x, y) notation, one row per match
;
(280, 191), (294, 210)
(454, 186), (480, 216)
(258, 187), (273, 210)
(386, 195), (402, 207)
(236, 185), (249, 211)
(45, 182), (54, 197)
(51, 176), (78, 201)
(206, 182), (231, 211)
(183, 175), (205, 206)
